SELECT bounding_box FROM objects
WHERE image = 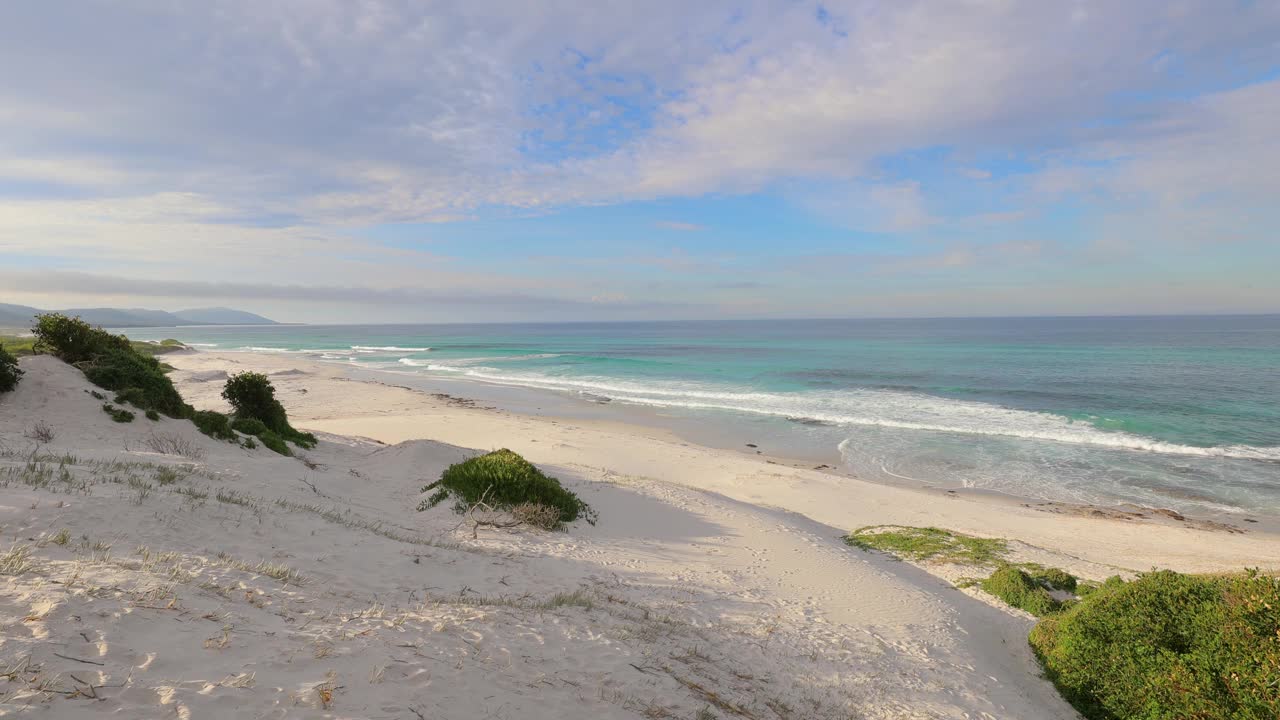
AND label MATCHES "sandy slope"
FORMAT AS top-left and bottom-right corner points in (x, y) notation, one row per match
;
(0, 353), (1270, 718)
